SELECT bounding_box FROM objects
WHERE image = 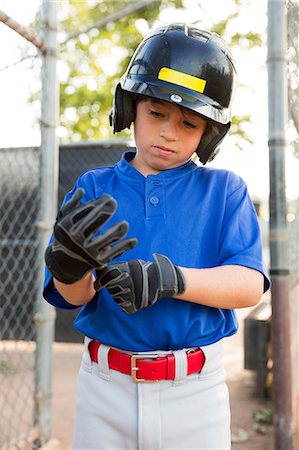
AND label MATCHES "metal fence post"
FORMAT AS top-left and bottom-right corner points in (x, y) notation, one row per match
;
(34, 0), (58, 445)
(267, 1), (295, 449)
